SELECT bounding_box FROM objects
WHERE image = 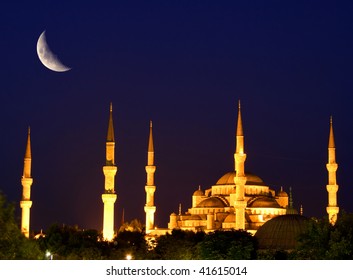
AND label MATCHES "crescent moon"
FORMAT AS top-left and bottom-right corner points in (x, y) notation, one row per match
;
(36, 31), (71, 72)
